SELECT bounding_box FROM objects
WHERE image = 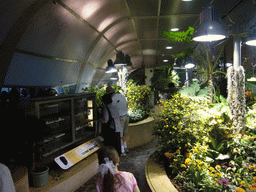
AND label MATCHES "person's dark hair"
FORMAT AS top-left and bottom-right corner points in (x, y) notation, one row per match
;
(102, 94), (112, 105)
(97, 146), (126, 192)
